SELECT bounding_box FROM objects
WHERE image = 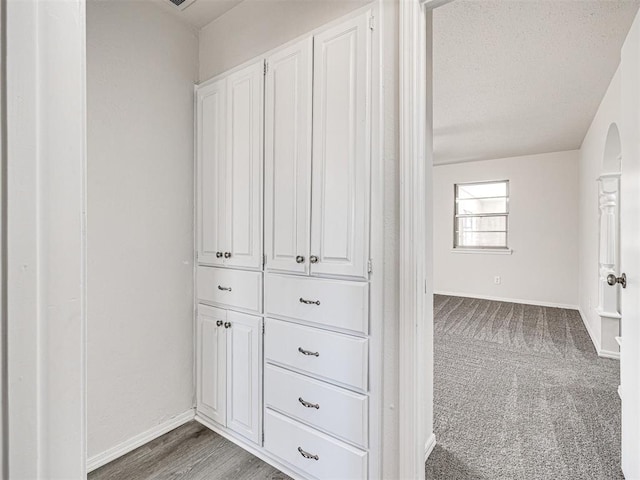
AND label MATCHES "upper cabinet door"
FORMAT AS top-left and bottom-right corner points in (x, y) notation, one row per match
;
(224, 61), (264, 270)
(264, 38), (313, 275)
(197, 79), (227, 266)
(197, 305), (227, 426)
(226, 311), (262, 445)
(310, 12), (371, 279)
